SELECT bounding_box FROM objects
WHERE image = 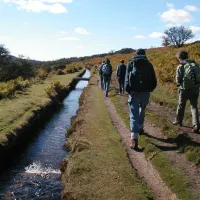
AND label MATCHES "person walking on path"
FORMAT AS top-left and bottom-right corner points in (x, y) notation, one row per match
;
(125, 49), (157, 150)
(98, 60), (105, 90)
(116, 60), (126, 94)
(102, 58), (112, 97)
(173, 50), (200, 133)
